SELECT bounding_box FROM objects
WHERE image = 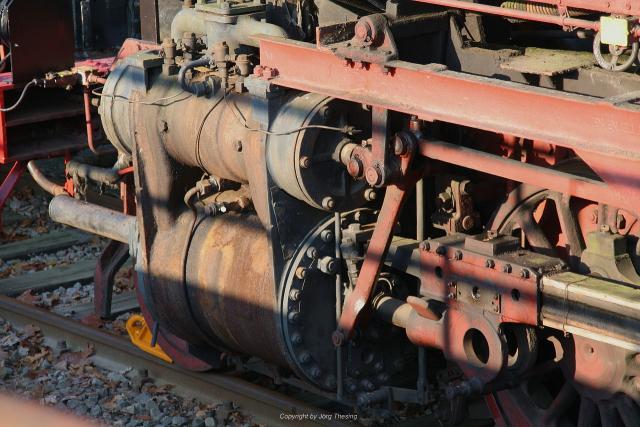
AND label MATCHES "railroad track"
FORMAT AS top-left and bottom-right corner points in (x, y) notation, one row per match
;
(0, 294), (350, 427)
